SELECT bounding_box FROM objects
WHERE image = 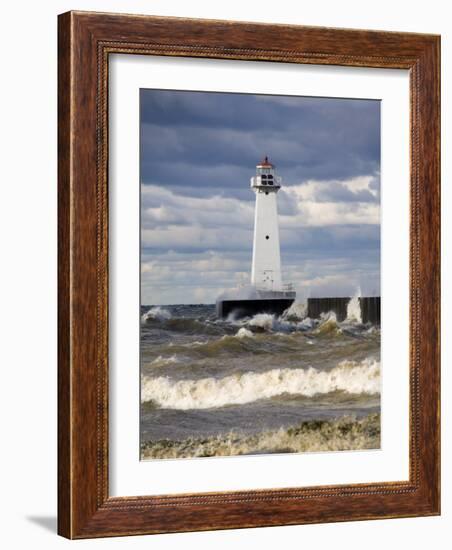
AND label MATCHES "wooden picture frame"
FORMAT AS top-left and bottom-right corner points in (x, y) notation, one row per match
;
(58, 11), (440, 539)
